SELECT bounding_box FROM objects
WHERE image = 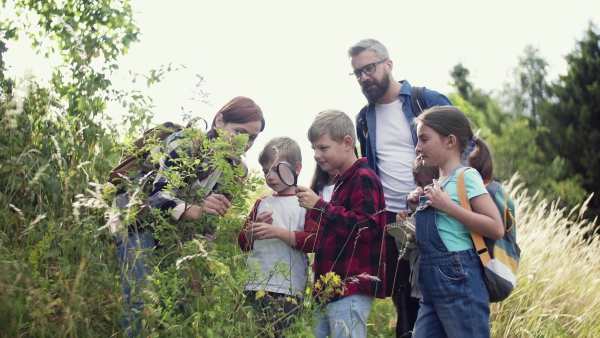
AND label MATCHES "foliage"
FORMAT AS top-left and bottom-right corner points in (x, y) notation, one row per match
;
(450, 63), (473, 102)
(1, 0), (156, 336)
(449, 51), (589, 215)
(501, 45), (551, 125)
(1, 2), (319, 336)
(86, 127), (319, 337)
(540, 22), (600, 220)
(450, 62), (493, 113)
